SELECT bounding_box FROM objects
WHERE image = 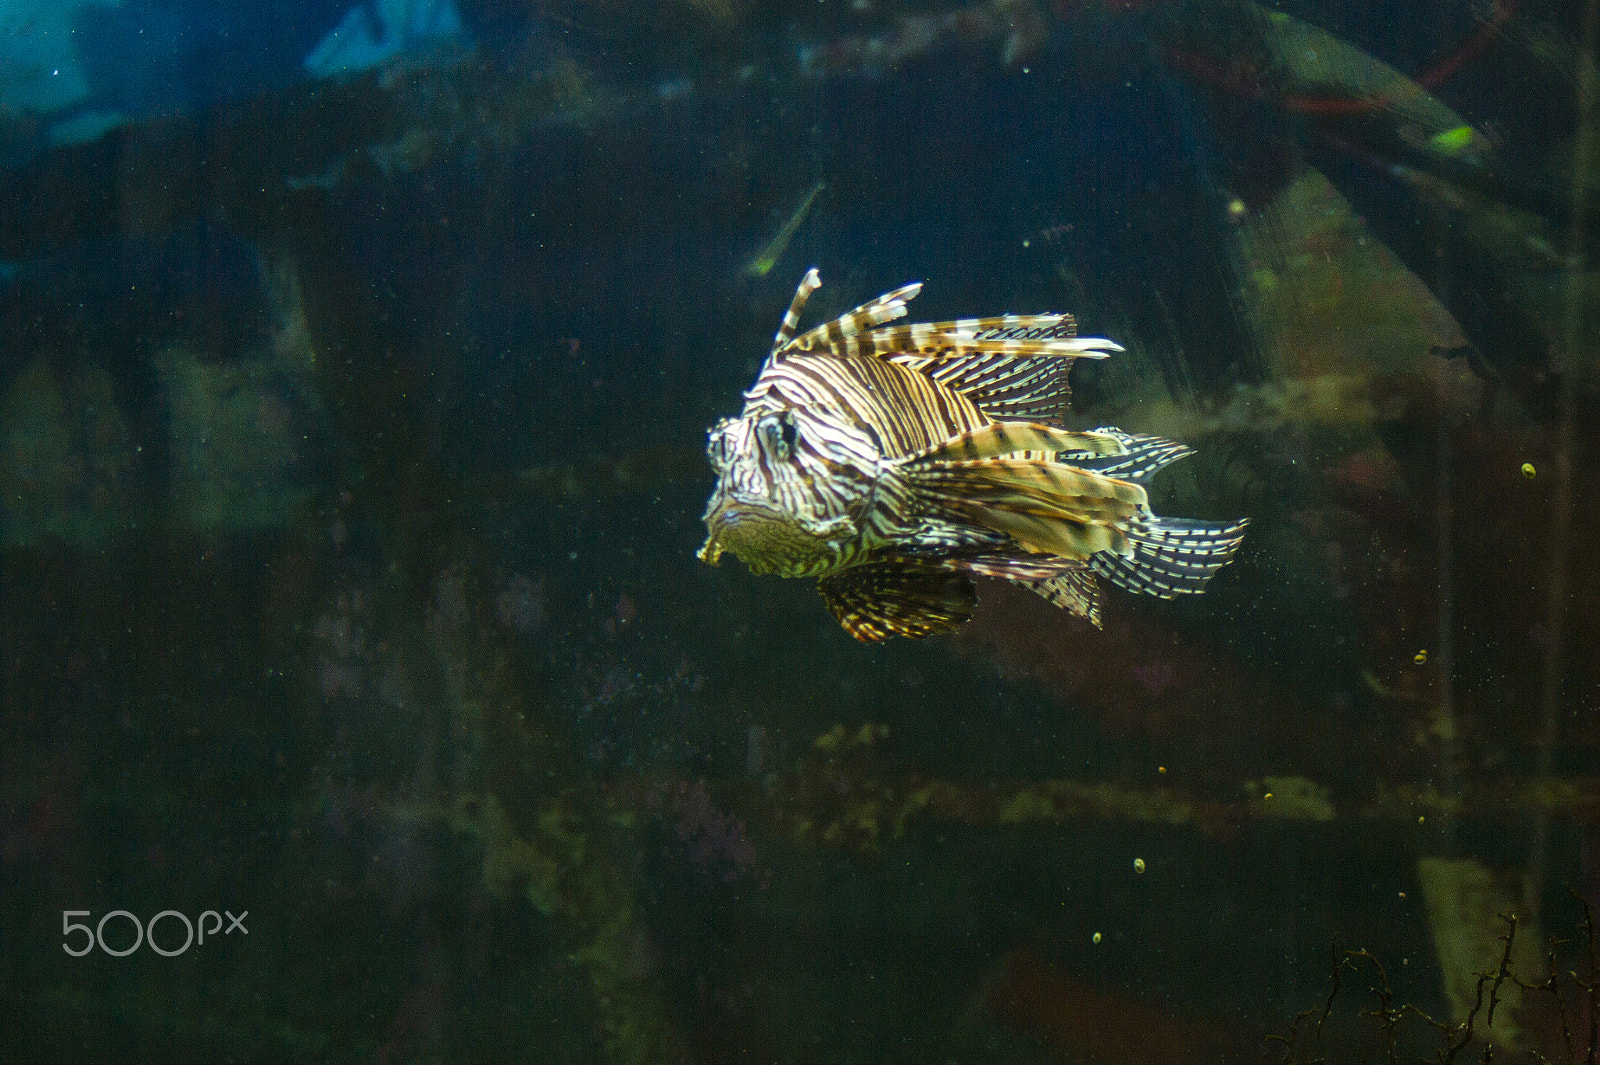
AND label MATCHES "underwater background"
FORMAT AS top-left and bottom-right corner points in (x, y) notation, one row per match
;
(1, 0), (1597, 1061)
